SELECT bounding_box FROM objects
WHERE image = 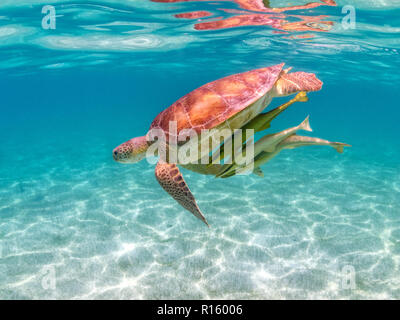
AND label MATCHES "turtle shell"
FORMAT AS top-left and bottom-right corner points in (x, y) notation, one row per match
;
(149, 63), (284, 139)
